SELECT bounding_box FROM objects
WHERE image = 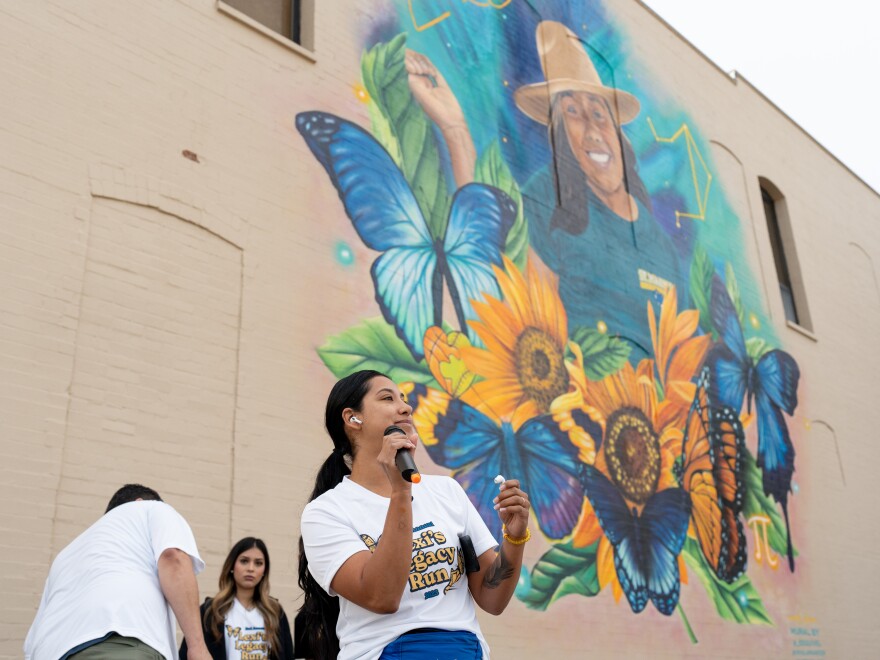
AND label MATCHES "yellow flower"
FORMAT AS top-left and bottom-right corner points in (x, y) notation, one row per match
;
(569, 360), (684, 596)
(582, 360), (681, 503)
(462, 256), (570, 427)
(647, 286), (710, 425)
(423, 326), (476, 400)
(549, 341), (602, 465)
